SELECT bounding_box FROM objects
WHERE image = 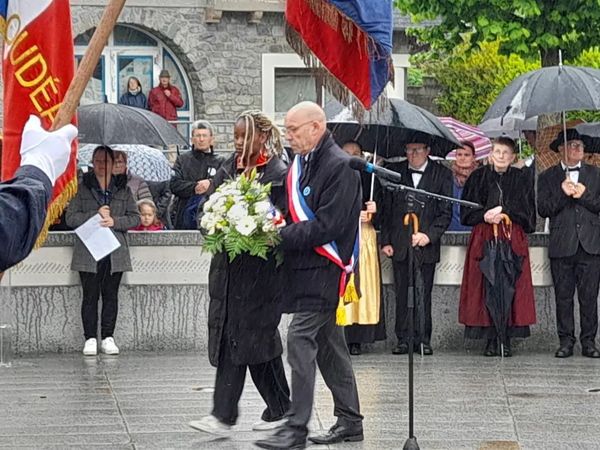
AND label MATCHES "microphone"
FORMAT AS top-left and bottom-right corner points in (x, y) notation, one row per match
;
(348, 157), (402, 184)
